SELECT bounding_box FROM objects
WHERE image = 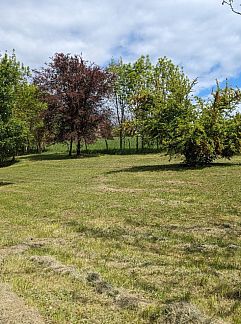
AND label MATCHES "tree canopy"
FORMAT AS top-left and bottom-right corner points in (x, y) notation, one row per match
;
(0, 50), (240, 165)
(34, 53), (113, 156)
(110, 56), (241, 165)
(0, 52), (28, 162)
